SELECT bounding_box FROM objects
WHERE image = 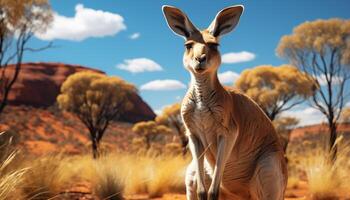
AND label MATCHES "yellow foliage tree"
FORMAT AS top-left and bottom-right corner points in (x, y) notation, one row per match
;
(132, 121), (172, 149)
(57, 71), (136, 158)
(155, 103), (188, 155)
(340, 107), (350, 123)
(0, 0), (52, 114)
(235, 64), (315, 120)
(277, 19), (350, 160)
(273, 116), (299, 152)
